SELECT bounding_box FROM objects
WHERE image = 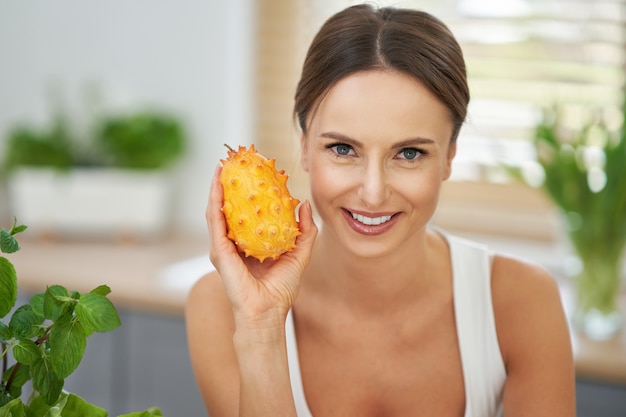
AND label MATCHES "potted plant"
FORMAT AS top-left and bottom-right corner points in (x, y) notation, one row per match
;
(511, 101), (626, 340)
(2, 106), (187, 240)
(0, 219), (163, 415)
(96, 111), (185, 170)
(1, 114), (74, 173)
